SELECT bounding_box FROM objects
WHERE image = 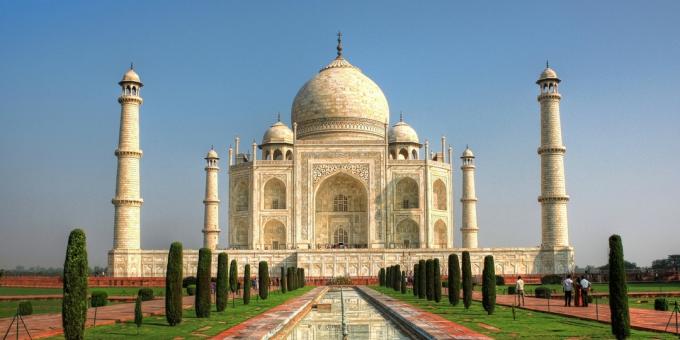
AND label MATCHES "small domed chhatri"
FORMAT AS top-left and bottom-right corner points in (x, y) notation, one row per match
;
(537, 61), (560, 83)
(291, 32), (389, 141)
(206, 148), (219, 159)
(388, 116), (419, 144)
(120, 64), (142, 84)
(462, 146), (474, 158)
(262, 120), (294, 145)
